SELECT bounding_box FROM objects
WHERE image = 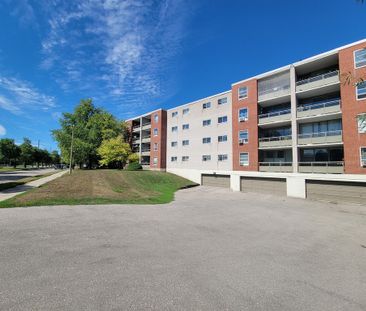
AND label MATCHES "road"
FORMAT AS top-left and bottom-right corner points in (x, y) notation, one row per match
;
(0, 168), (56, 184)
(0, 187), (365, 310)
